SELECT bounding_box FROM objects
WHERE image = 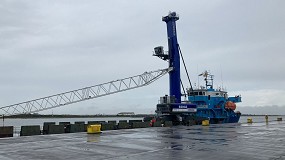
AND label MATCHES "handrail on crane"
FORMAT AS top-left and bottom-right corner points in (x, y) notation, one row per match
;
(0, 67), (172, 116)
